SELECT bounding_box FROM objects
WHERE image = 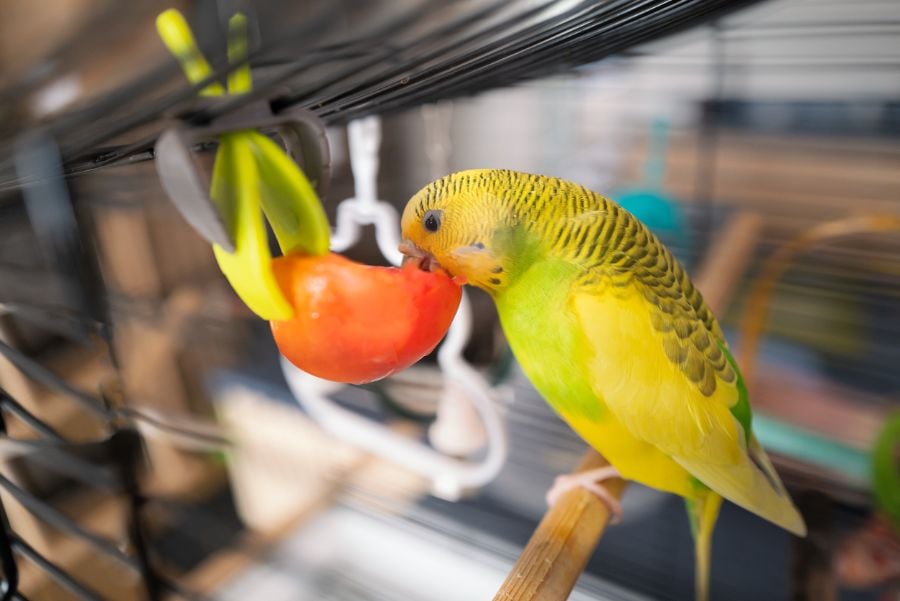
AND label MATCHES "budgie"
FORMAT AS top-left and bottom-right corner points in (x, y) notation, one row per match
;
(398, 169), (806, 601)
